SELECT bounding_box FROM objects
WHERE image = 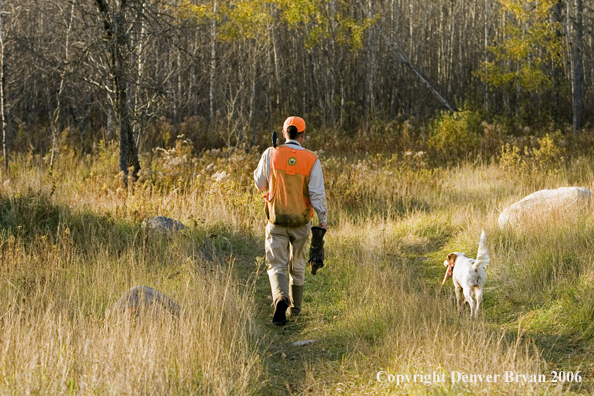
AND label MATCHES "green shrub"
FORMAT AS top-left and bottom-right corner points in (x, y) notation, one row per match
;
(428, 110), (483, 162)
